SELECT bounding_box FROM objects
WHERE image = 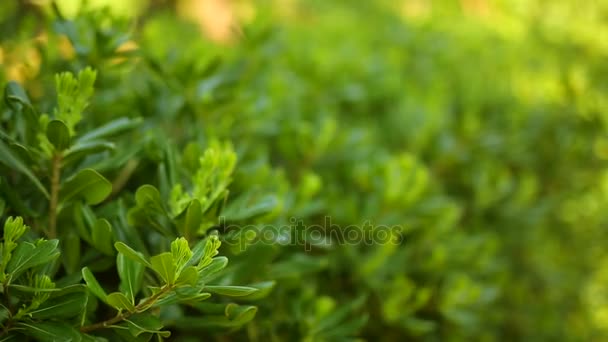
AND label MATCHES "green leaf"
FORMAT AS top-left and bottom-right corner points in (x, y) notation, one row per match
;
(114, 242), (151, 268)
(62, 233), (81, 274)
(53, 67), (97, 135)
(203, 285), (259, 297)
(29, 290), (88, 319)
(237, 281), (276, 301)
(198, 257), (228, 283)
(4, 81), (33, 111)
(175, 266), (198, 287)
(60, 168), (112, 205)
(171, 237), (192, 272)
(180, 199), (201, 239)
(222, 193), (279, 221)
(76, 117), (142, 143)
(82, 267), (108, 303)
(46, 119), (71, 150)
(16, 321), (83, 342)
(0, 139), (49, 198)
(117, 252), (145, 302)
(4, 81), (38, 137)
(225, 303), (258, 322)
(172, 305), (257, 330)
(63, 140), (115, 165)
(135, 184), (164, 212)
(107, 292), (135, 312)
(6, 240), (60, 278)
(124, 313), (170, 338)
(91, 219), (114, 255)
(150, 252), (176, 285)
